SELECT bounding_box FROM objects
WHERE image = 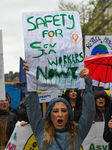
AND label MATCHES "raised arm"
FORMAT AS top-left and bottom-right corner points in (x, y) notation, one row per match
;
(77, 68), (96, 142)
(23, 60), (44, 147)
